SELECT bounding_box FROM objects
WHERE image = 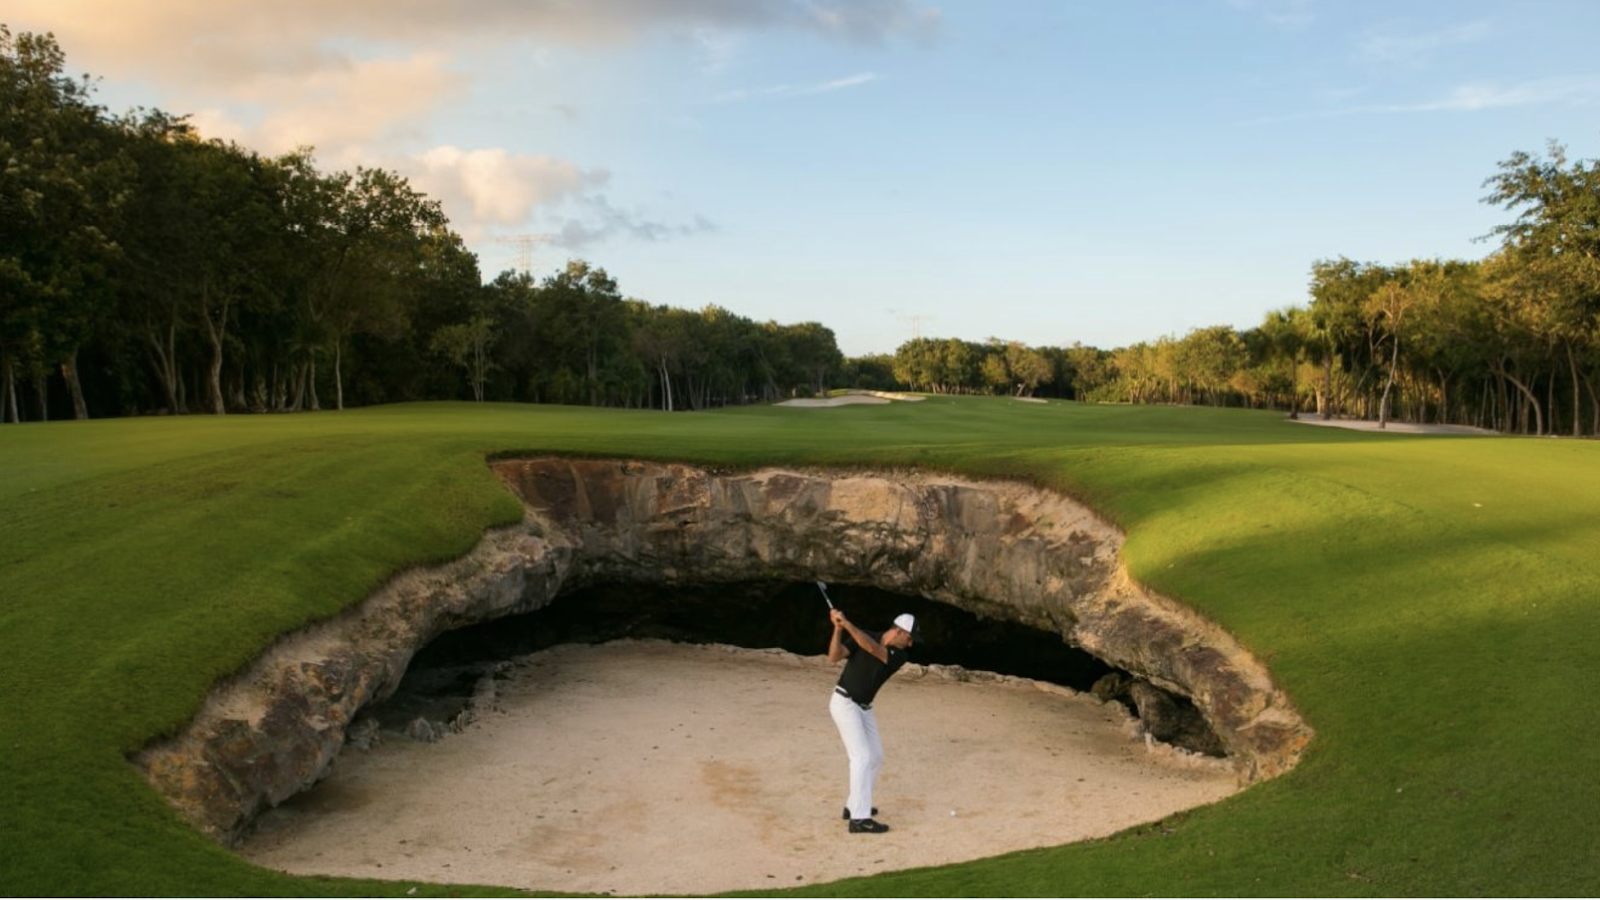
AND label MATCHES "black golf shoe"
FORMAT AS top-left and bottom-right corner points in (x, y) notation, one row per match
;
(848, 818), (890, 834)
(841, 806), (878, 820)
